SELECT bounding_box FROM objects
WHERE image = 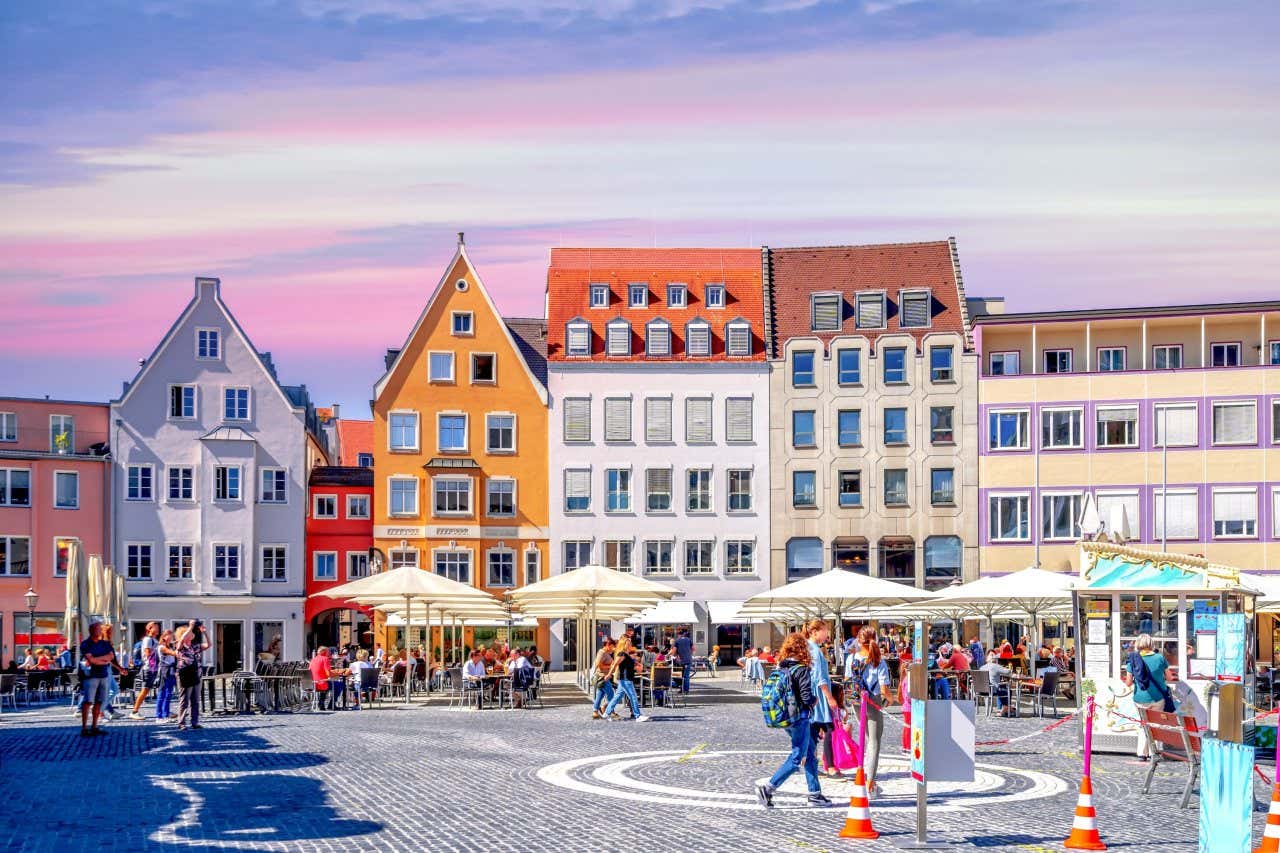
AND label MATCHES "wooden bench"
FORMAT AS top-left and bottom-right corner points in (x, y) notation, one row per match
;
(1140, 708), (1201, 808)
